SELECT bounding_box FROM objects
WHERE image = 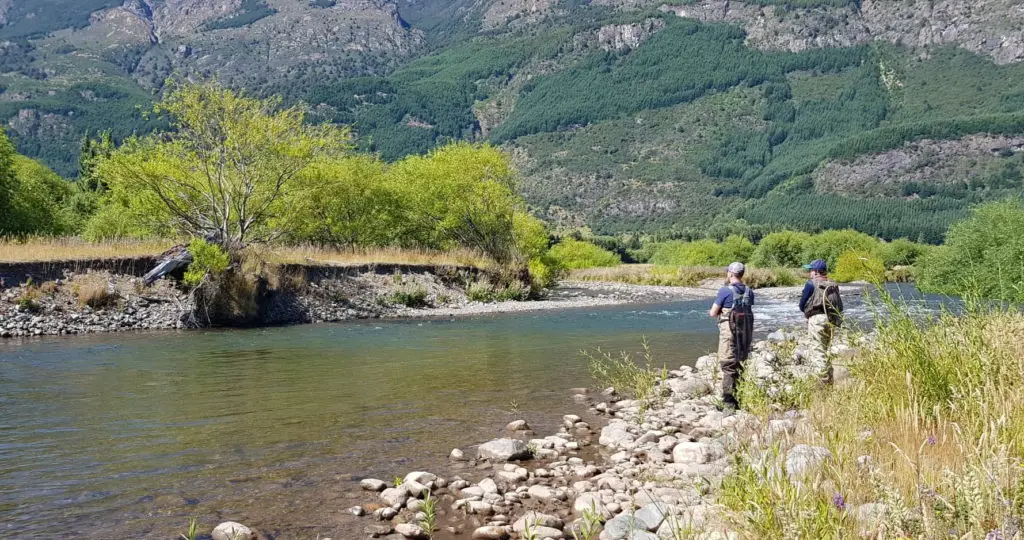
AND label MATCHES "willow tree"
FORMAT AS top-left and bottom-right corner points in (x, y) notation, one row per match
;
(91, 81), (350, 245)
